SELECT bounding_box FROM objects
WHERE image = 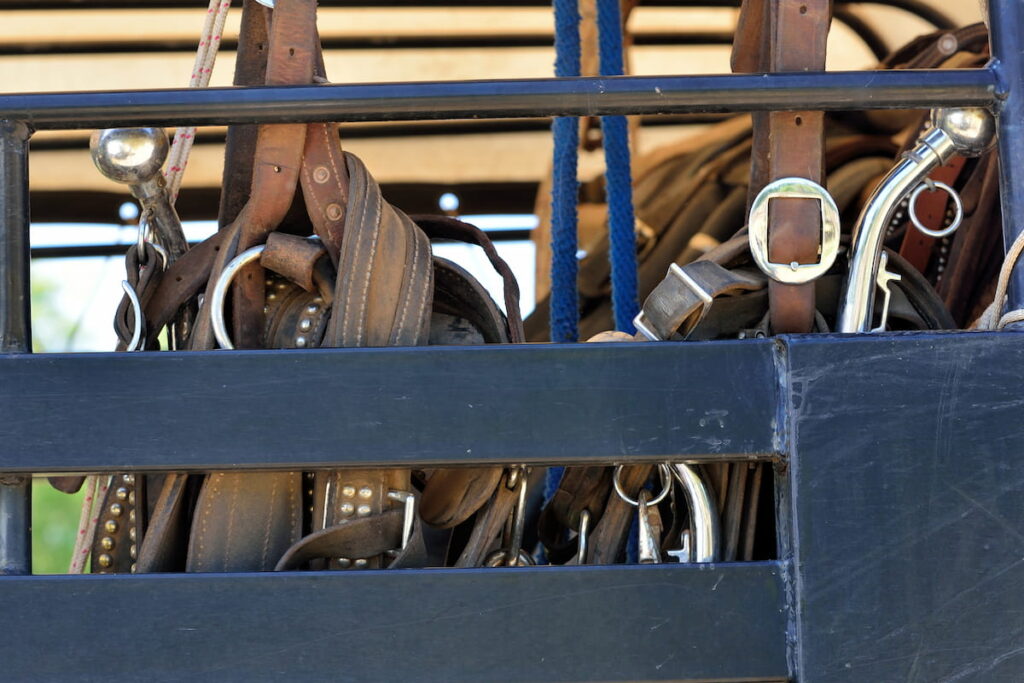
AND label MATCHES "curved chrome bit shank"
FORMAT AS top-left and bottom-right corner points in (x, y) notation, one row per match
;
(90, 128), (189, 261)
(837, 108), (995, 333)
(669, 463), (720, 563)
